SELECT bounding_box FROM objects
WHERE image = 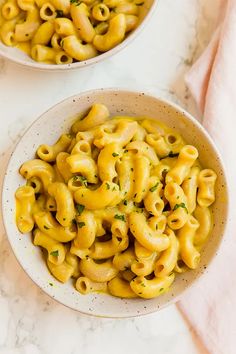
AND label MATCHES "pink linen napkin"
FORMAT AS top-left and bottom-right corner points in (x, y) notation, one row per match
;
(178, 1), (236, 354)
